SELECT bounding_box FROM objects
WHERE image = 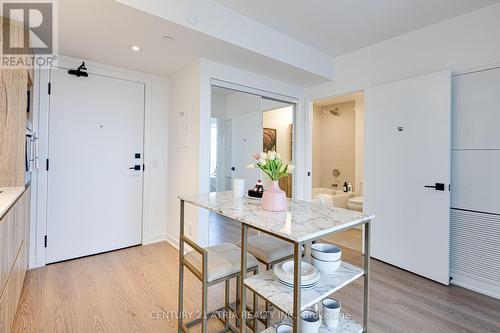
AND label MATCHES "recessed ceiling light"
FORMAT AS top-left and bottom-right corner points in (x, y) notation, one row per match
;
(162, 35), (175, 42)
(130, 45), (141, 52)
